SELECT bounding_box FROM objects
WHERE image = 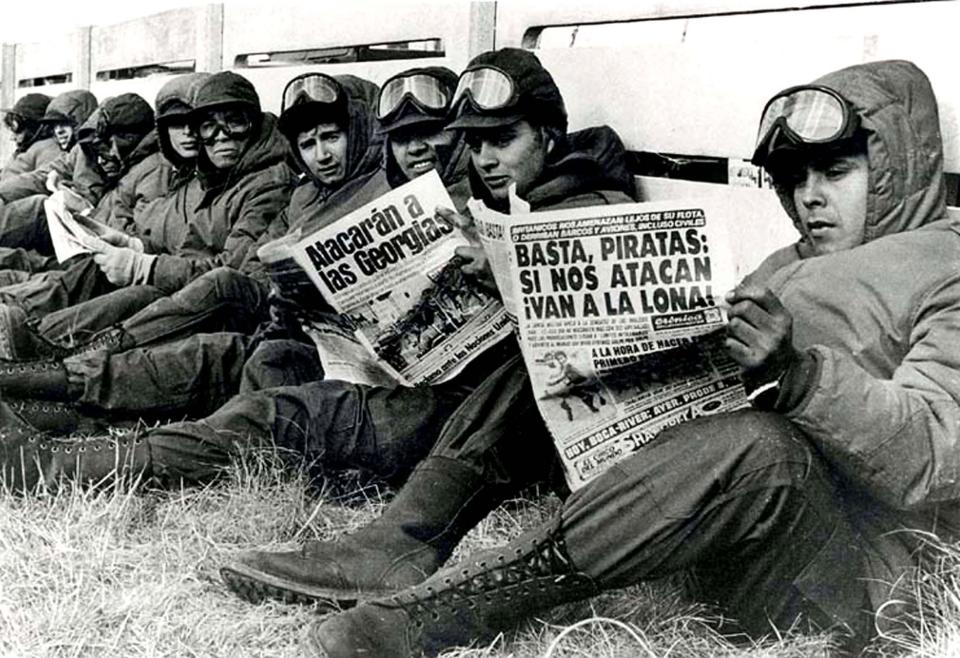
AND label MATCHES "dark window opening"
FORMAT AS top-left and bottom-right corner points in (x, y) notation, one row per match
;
(18, 73), (72, 88)
(96, 59), (196, 81)
(628, 152), (729, 185)
(235, 38), (444, 67)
